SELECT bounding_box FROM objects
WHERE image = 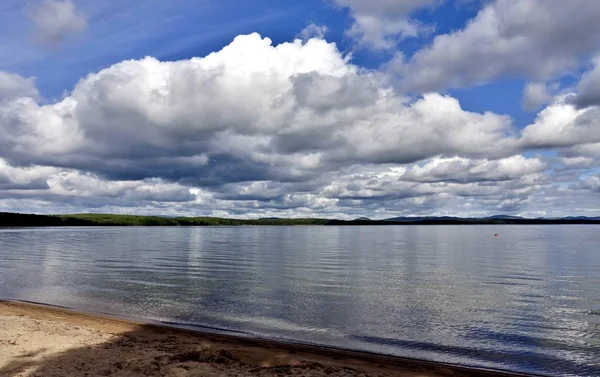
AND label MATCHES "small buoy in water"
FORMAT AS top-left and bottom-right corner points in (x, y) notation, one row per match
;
(494, 233), (499, 237)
